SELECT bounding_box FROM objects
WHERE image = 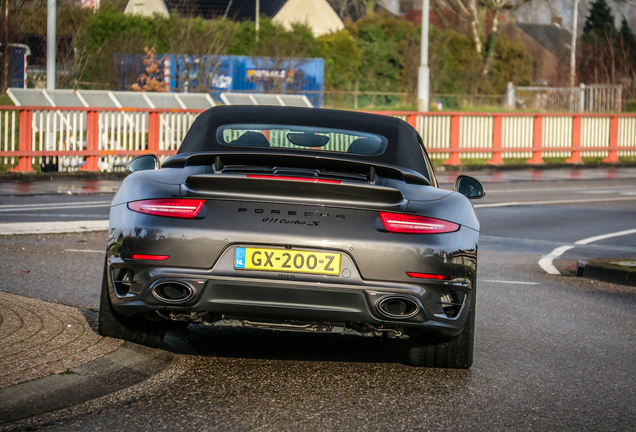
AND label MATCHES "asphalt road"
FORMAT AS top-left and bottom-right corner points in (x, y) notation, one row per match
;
(0, 168), (635, 431)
